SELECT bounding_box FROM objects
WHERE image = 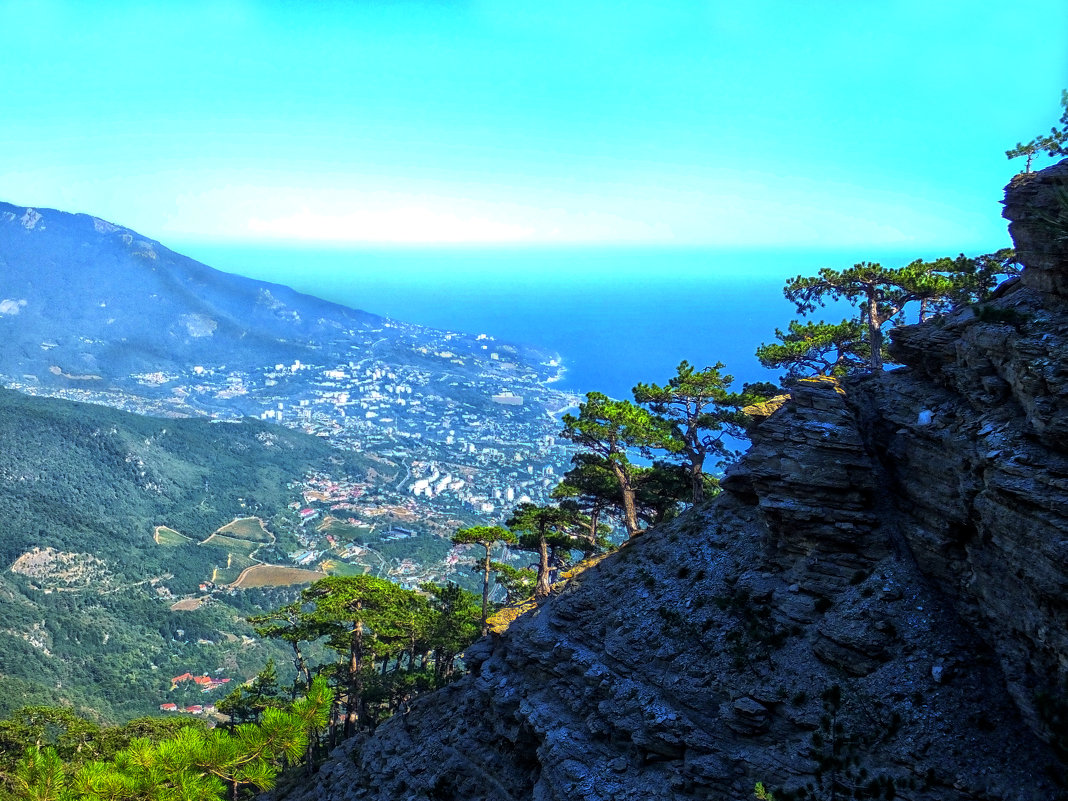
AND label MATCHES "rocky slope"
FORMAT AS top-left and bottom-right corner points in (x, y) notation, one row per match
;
(280, 162), (1068, 800)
